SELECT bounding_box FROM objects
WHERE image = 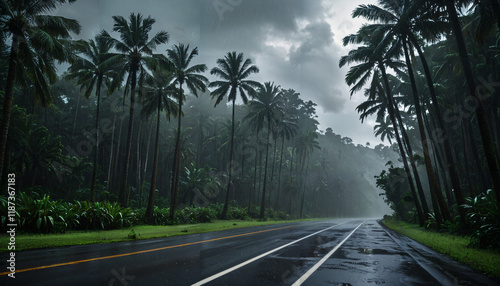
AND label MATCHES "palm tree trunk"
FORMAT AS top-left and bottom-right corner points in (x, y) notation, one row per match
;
(299, 157), (310, 219)
(221, 99), (236, 218)
(106, 111), (117, 196)
(170, 84), (184, 220)
(0, 37), (18, 180)
(135, 121), (143, 203)
(275, 136), (285, 210)
(401, 39), (452, 222)
(259, 120), (272, 218)
(118, 70), (137, 207)
(445, 0), (500, 205)
(90, 78), (103, 203)
(409, 32), (467, 224)
(146, 98), (161, 223)
(112, 113), (125, 194)
(140, 117), (154, 208)
(268, 135), (278, 208)
(394, 105), (428, 225)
